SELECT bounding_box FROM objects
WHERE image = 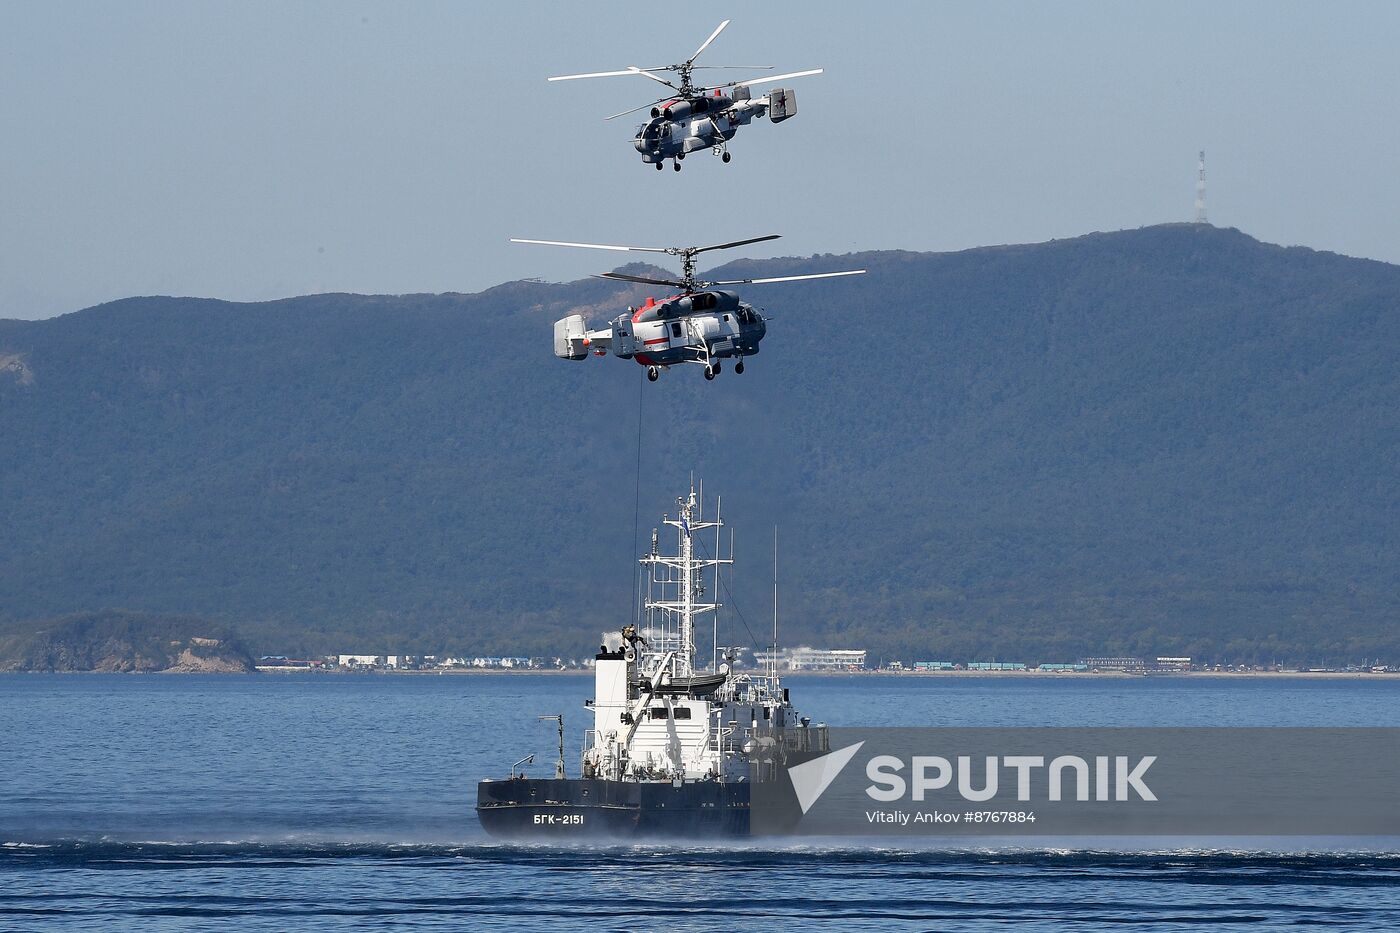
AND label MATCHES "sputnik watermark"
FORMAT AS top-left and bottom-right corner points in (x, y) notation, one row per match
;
(752, 728), (1400, 836)
(787, 741), (864, 814)
(865, 754), (1157, 802)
